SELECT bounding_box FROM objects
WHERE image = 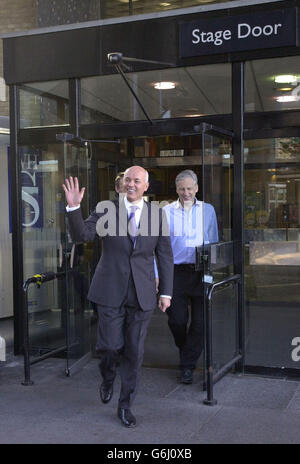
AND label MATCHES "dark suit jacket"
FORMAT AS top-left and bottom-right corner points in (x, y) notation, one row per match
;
(67, 199), (173, 311)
